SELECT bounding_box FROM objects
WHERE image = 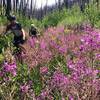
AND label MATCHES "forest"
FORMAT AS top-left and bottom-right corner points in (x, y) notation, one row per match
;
(0, 0), (99, 20)
(0, 0), (100, 100)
